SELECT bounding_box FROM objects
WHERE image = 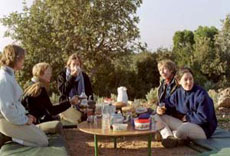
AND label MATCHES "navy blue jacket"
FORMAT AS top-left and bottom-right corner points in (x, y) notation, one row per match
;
(158, 78), (180, 117)
(164, 85), (217, 138)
